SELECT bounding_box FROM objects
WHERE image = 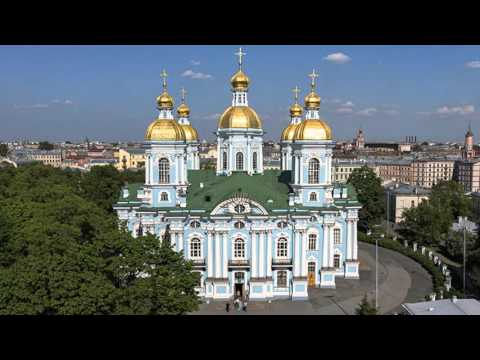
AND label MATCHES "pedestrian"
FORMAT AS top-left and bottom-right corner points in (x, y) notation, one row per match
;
(243, 301), (248, 312)
(226, 303), (230, 313)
